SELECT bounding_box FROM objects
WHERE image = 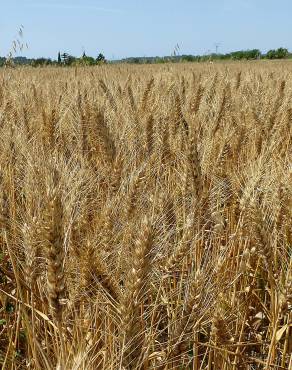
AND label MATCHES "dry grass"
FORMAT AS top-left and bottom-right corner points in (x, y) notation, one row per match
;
(0, 61), (291, 369)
